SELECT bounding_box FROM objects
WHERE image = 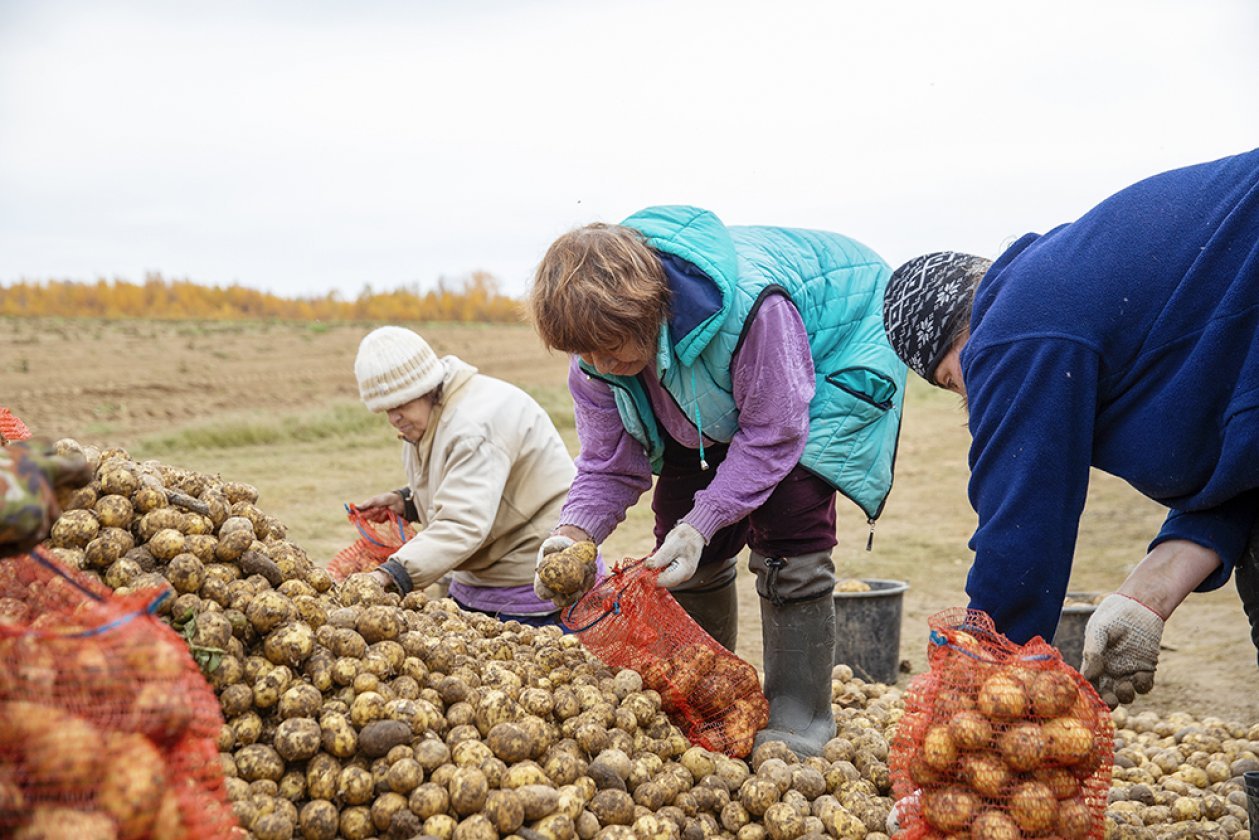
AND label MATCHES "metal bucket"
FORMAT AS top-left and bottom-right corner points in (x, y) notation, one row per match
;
(1053, 591), (1100, 671)
(832, 579), (909, 685)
